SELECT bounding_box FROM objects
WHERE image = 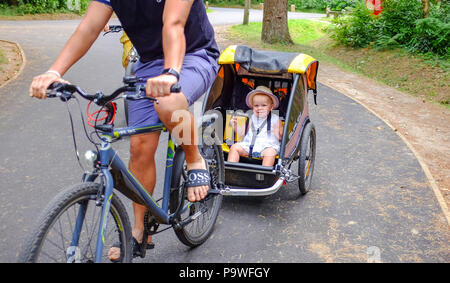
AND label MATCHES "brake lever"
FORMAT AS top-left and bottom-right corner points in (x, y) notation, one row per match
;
(123, 94), (159, 104)
(123, 85), (159, 104)
(123, 83), (181, 104)
(45, 82), (74, 101)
